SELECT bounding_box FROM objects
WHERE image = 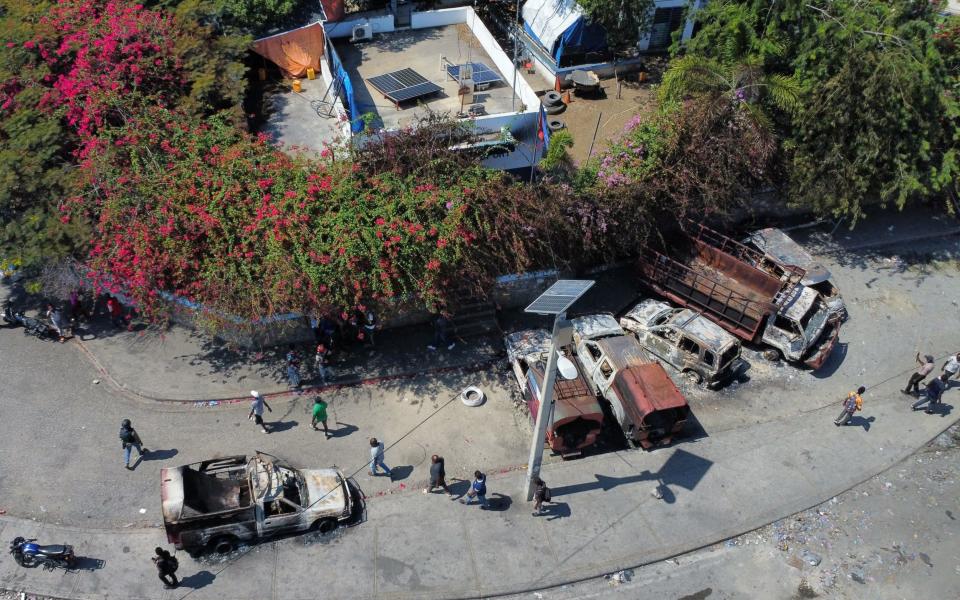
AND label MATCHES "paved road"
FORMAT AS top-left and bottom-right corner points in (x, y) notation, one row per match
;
(0, 217), (959, 599)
